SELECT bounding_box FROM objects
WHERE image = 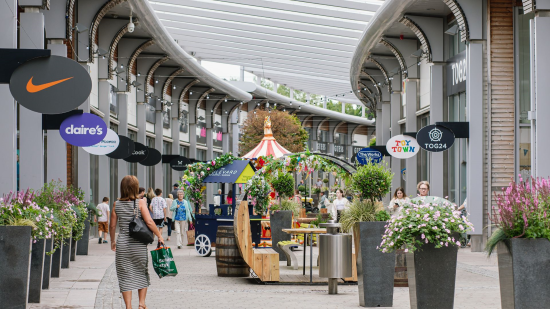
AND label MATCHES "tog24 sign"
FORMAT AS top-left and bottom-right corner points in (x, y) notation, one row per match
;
(416, 125), (455, 152)
(386, 135), (420, 159)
